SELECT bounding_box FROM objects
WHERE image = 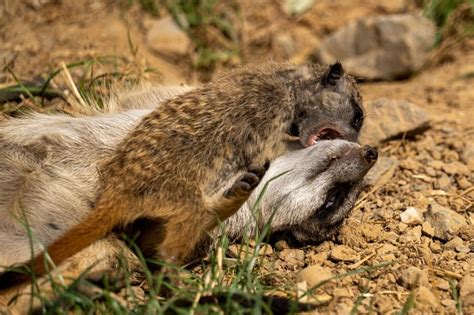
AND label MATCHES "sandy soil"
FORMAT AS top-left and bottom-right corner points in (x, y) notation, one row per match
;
(1, 0), (472, 313)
